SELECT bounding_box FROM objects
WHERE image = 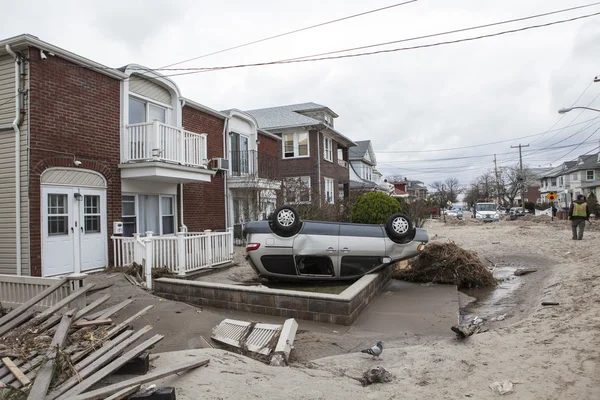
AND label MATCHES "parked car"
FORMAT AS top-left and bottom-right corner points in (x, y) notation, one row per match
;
(474, 202), (500, 222)
(509, 207), (526, 217)
(243, 205), (429, 281)
(445, 209), (463, 220)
